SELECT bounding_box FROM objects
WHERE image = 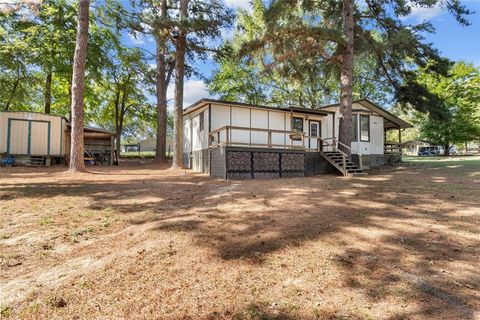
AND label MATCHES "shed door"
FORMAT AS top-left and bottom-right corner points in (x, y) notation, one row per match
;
(8, 120), (29, 154)
(30, 122), (49, 155)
